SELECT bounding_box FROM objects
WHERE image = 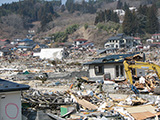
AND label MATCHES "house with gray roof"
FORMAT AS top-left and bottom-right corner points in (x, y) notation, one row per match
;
(104, 33), (137, 49)
(84, 53), (142, 80)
